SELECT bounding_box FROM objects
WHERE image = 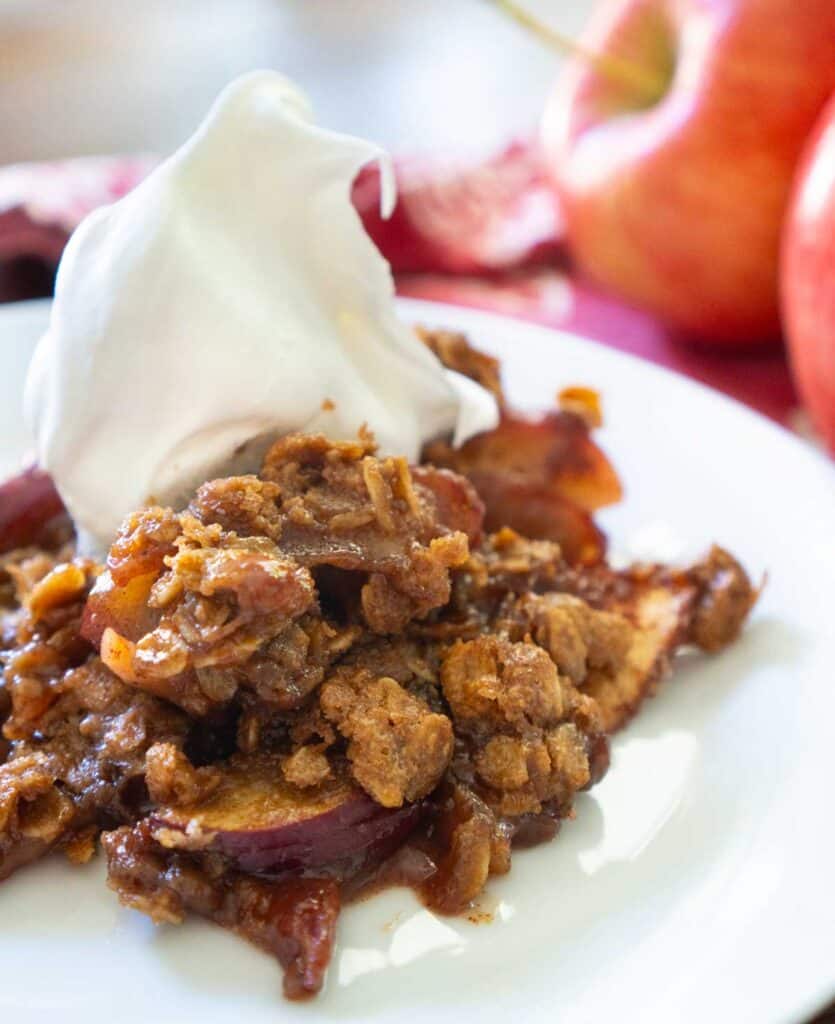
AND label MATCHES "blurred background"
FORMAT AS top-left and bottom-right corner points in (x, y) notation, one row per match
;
(0, 0), (588, 162)
(1, 0), (834, 457)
